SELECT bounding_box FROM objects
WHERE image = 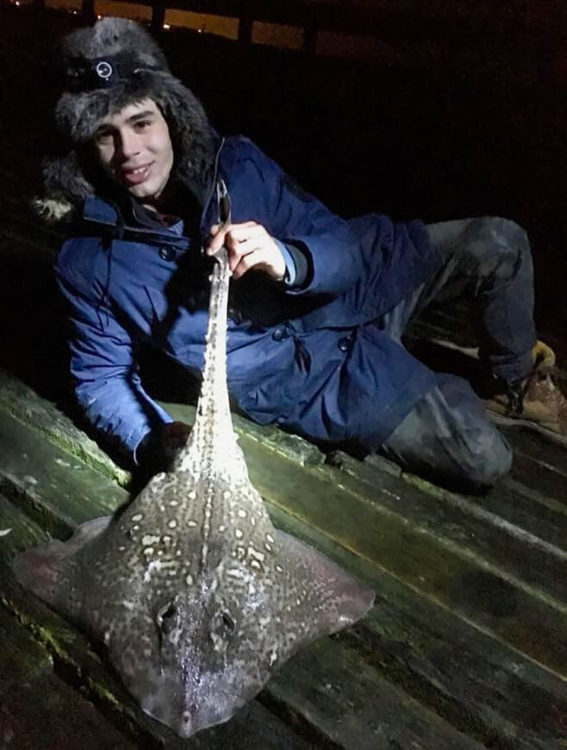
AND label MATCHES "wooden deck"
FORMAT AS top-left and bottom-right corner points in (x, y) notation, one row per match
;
(1, 211), (567, 748)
